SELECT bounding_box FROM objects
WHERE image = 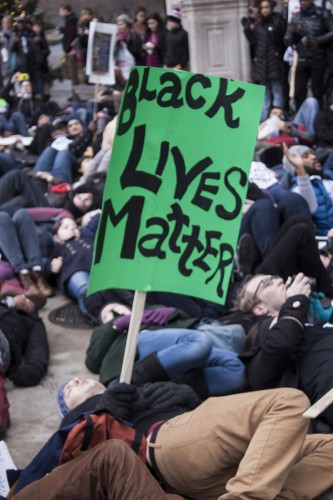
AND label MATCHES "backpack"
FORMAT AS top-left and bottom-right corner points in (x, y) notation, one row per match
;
(59, 412), (147, 465)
